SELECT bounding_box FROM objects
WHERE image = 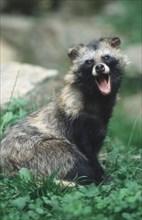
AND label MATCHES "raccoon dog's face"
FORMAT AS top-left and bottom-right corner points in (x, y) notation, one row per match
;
(66, 37), (128, 96)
